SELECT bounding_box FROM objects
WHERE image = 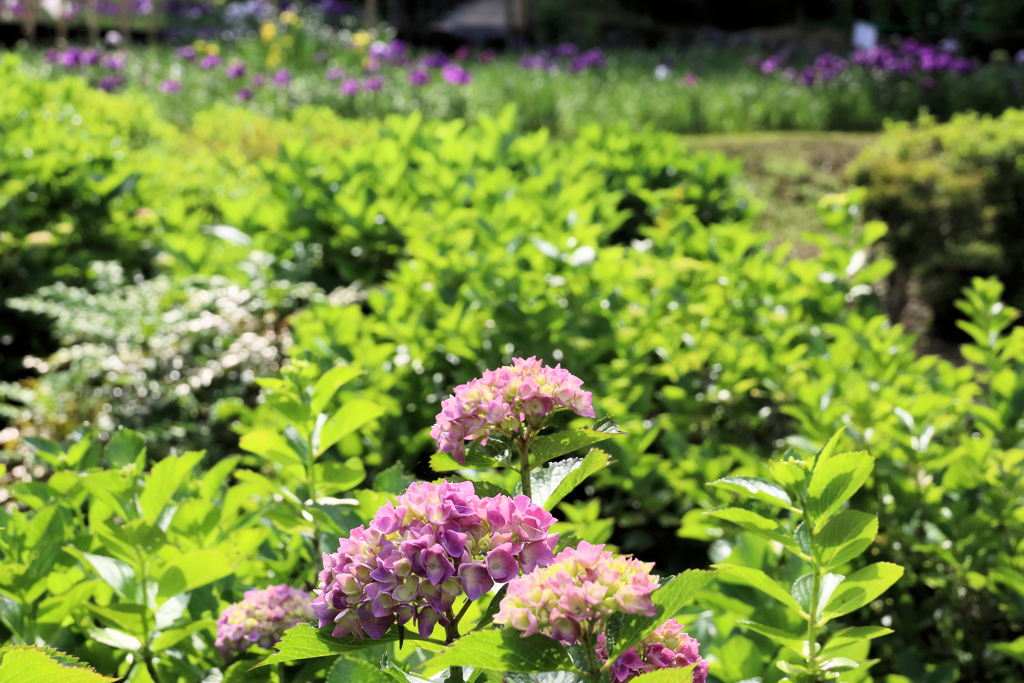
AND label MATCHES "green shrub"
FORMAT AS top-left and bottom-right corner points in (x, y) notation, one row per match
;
(849, 109), (1024, 338)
